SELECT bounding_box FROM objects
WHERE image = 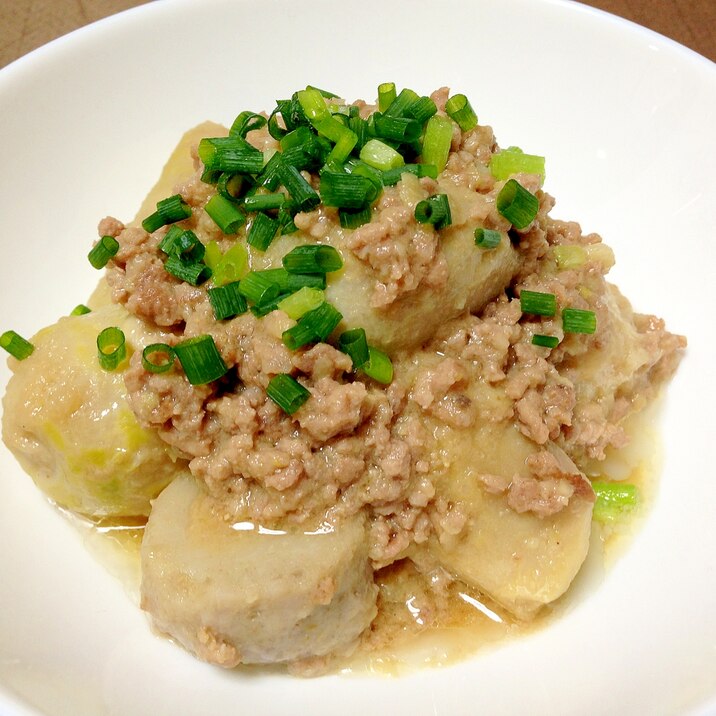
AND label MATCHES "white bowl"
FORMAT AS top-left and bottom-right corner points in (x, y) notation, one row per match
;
(1, 1), (714, 714)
